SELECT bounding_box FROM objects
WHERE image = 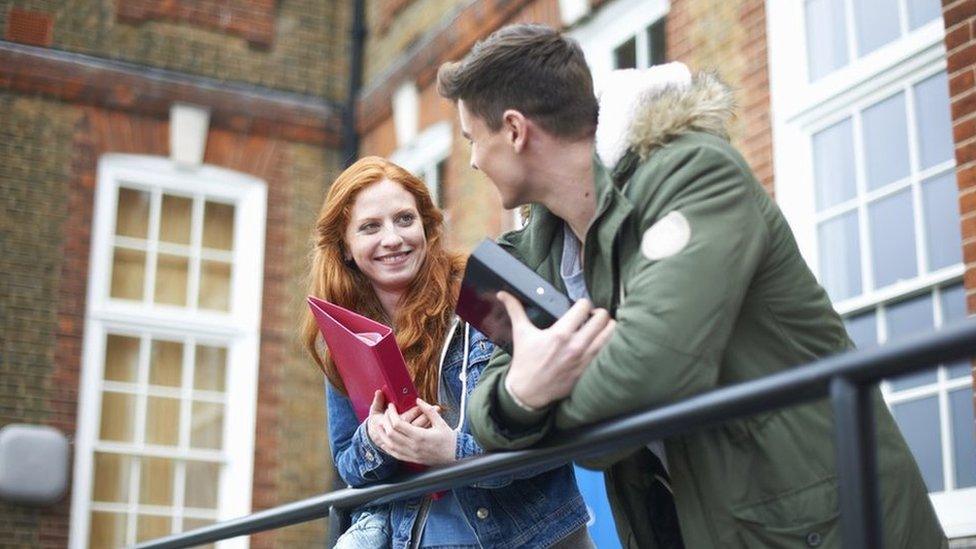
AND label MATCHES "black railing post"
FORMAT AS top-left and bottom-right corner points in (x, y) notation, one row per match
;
(831, 377), (883, 548)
